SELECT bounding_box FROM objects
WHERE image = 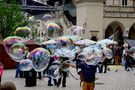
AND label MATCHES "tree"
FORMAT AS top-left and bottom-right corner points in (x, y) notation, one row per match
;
(0, 0), (28, 38)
